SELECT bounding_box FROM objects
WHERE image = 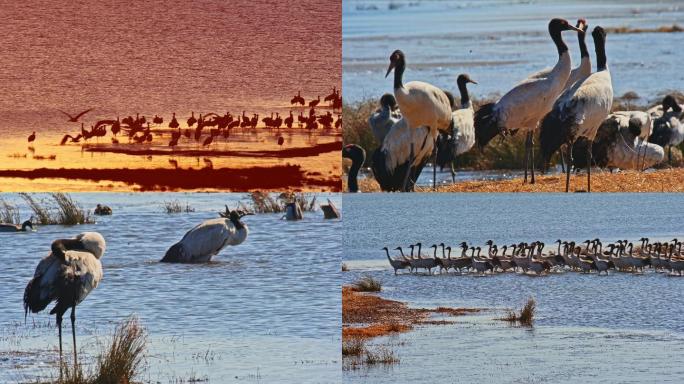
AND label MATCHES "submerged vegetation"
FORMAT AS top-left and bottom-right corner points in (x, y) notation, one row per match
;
(242, 192), (317, 214)
(57, 316), (147, 384)
(18, 193), (94, 225)
(162, 200), (195, 213)
(502, 297), (536, 327)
